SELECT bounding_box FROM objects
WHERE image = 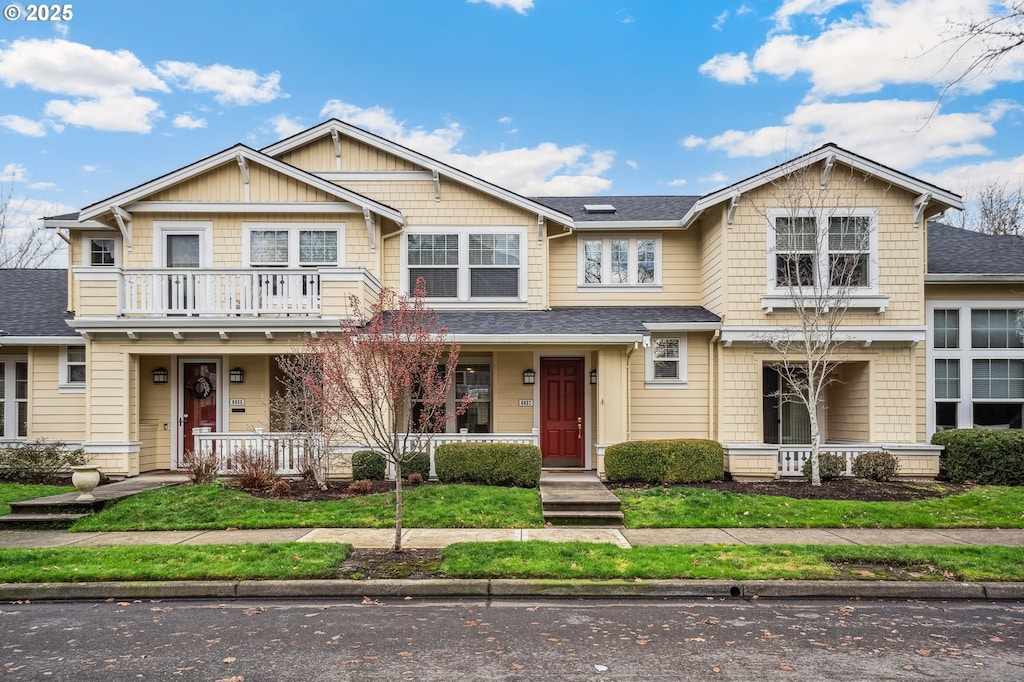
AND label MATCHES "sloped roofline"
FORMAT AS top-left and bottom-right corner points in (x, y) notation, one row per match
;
(680, 143), (963, 228)
(261, 119), (575, 227)
(78, 144), (405, 226)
